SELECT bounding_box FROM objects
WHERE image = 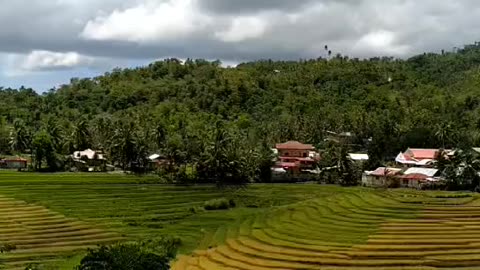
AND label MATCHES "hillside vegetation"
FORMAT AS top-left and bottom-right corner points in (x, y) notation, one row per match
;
(3, 44), (480, 180)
